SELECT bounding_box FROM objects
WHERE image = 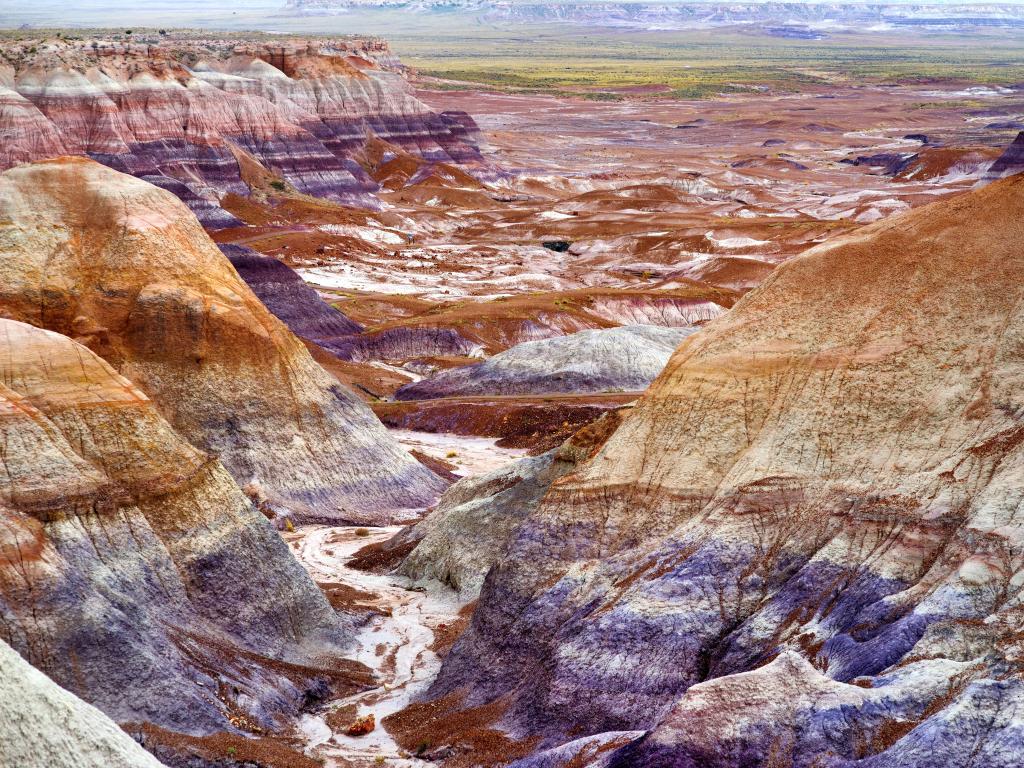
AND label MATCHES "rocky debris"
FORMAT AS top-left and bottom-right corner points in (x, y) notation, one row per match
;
(0, 35), (487, 220)
(396, 325), (695, 399)
(0, 158), (446, 523)
(397, 410), (627, 597)
(411, 174), (1024, 765)
(343, 712), (376, 736)
(984, 130), (1024, 180)
(0, 640), (166, 768)
(0, 318), (361, 737)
